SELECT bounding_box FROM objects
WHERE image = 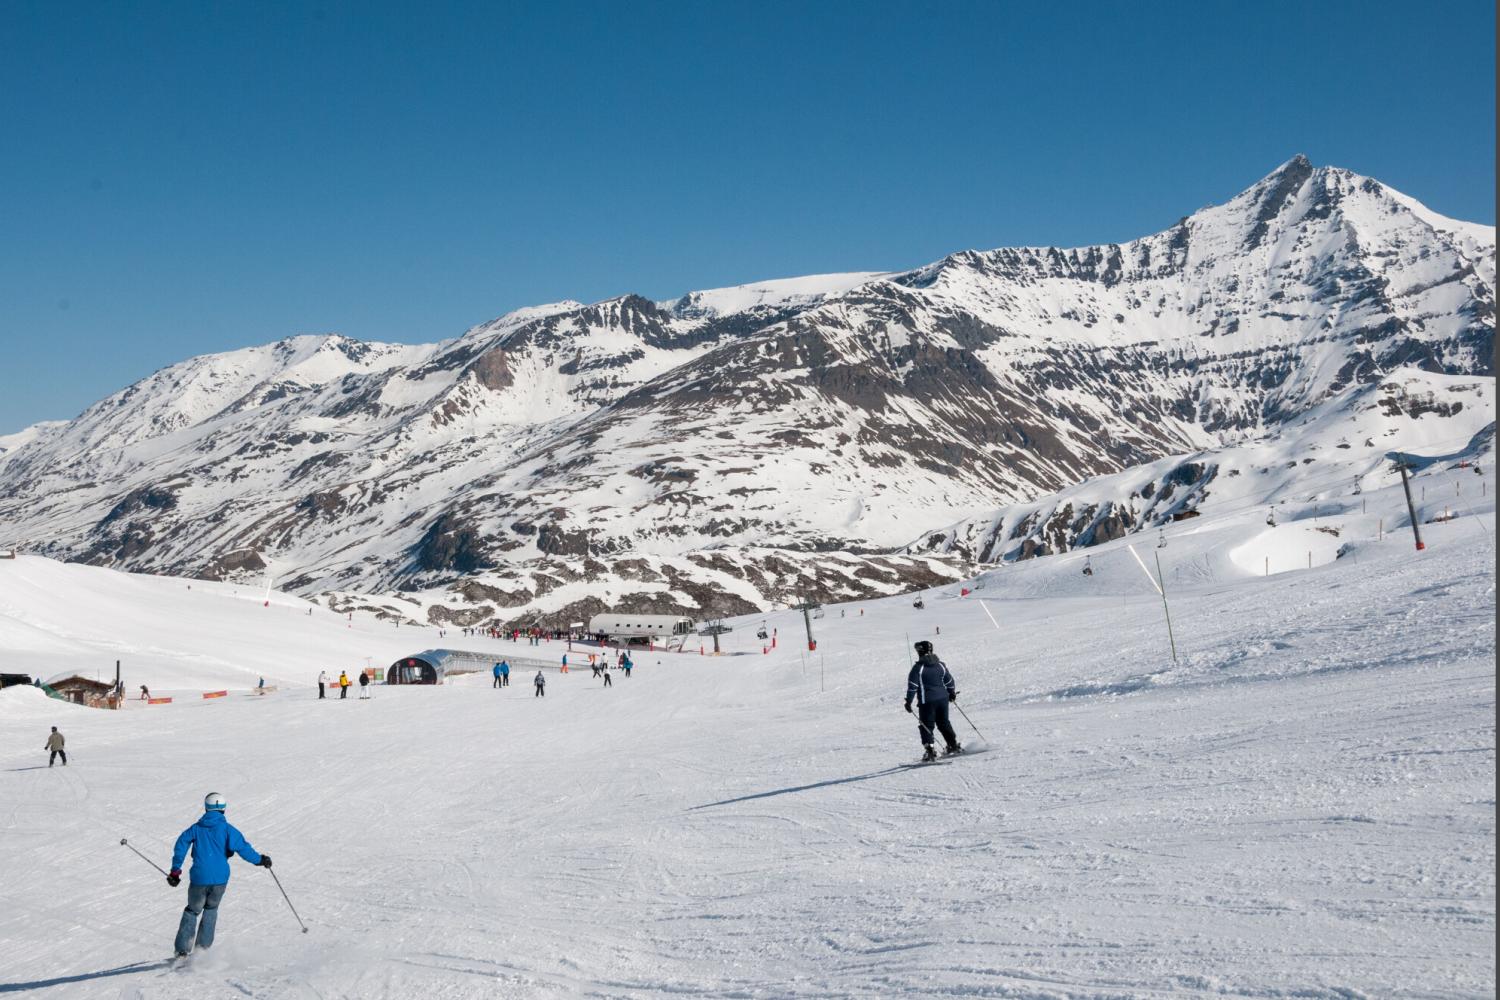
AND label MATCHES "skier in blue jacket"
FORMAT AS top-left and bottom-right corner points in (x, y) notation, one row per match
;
(904, 640), (962, 761)
(167, 792), (271, 957)
(493, 662), (503, 688)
